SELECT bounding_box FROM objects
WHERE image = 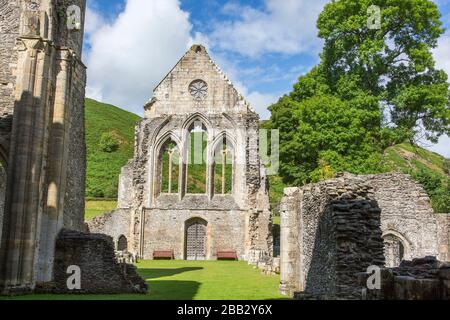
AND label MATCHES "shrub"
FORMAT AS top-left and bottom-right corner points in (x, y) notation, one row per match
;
(98, 132), (119, 153)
